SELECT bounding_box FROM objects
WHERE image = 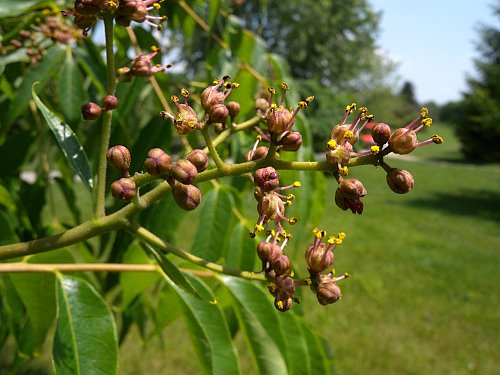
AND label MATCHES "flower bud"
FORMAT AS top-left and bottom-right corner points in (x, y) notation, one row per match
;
(170, 159), (198, 185)
(106, 145), (131, 175)
(226, 101), (240, 120)
(129, 55), (153, 77)
(208, 103), (229, 124)
(316, 282), (341, 305)
(254, 167), (280, 191)
(246, 146), (268, 161)
(186, 149), (208, 173)
(386, 168), (414, 194)
(257, 241), (281, 264)
(272, 254), (291, 276)
(266, 107), (293, 134)
(259, 193), (285, 221)
(144, 148), (172, 175)
(305, 243), (334, 274)
(371, 122), (391, 145)
(172, 182), (201, 211)
(269, 276), (296, 300)
(73, 15), (97, 33)
(338, 178), (367, 200)
(255, 97), (270, 116)
(74, 0), (102, 15)
(331, 124), (359, 144)
(111, 178), (136, 201)
(101, 95), (119, 110)
(81, 102), (101, 120)
(278, 131), (302, 151)
(200, 85), (225, 111)
(274, 297), (293, 312)
(389, 128), (417, 154)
